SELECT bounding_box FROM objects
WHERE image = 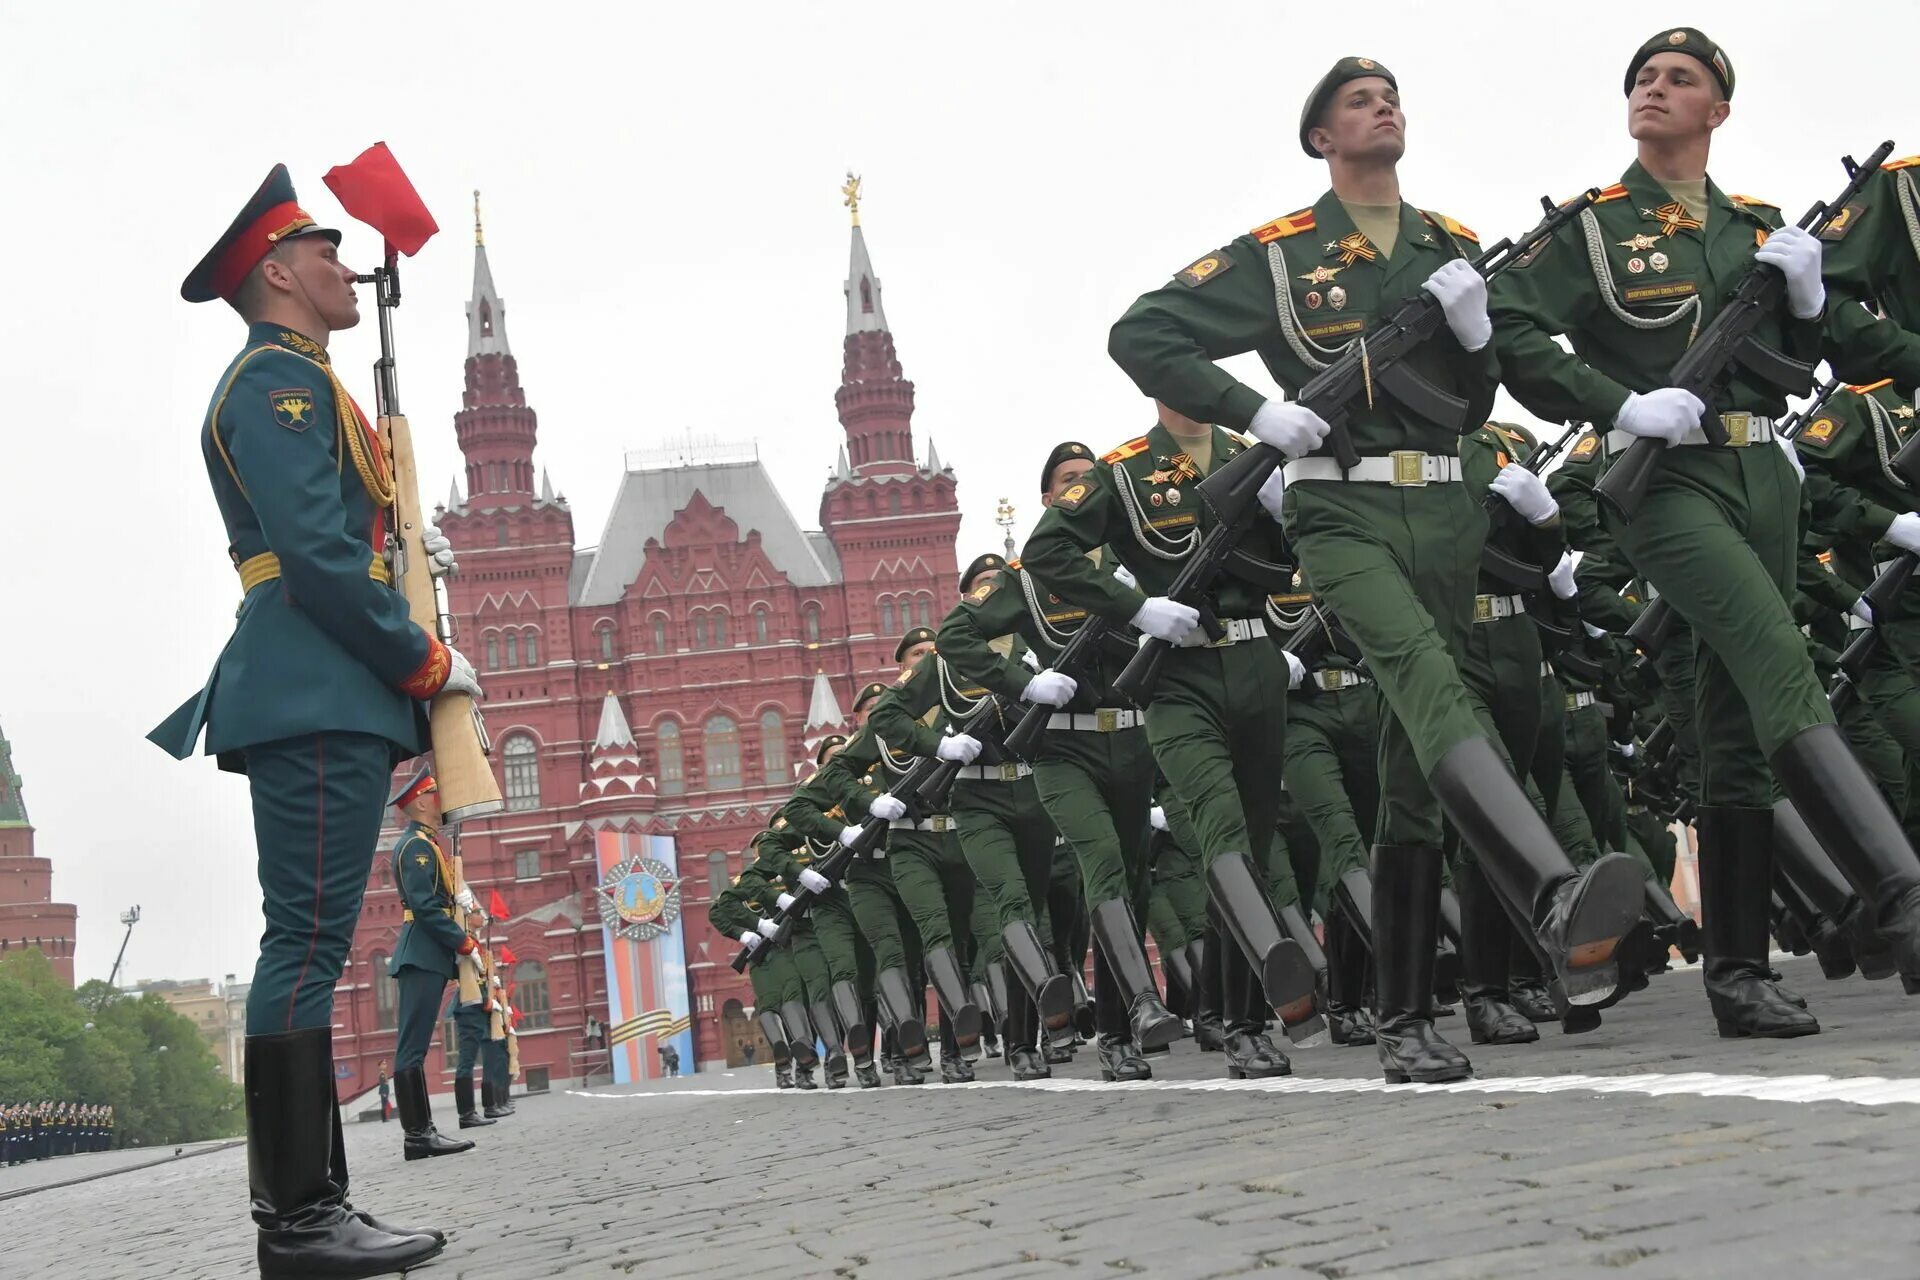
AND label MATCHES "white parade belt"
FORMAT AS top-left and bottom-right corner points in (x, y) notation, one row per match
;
(1282, 450), (1463, 486)
(1046, 708), (1143, 732)
(953, 762), (1033, 782)
(1474, 593), (1526, 623)
(1604, 413), (1776, 452)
